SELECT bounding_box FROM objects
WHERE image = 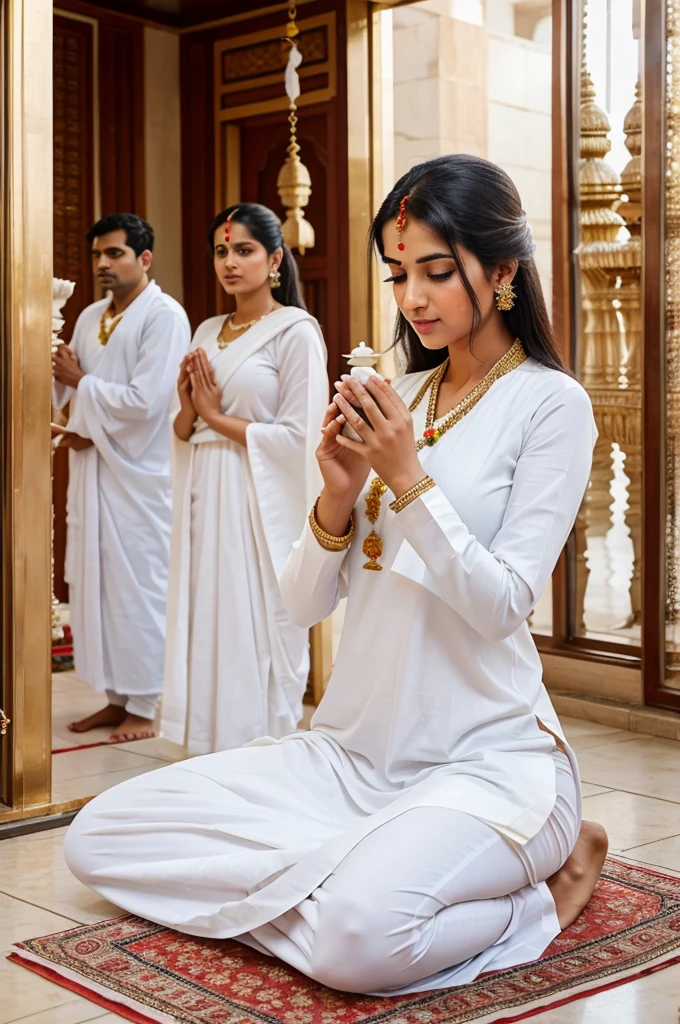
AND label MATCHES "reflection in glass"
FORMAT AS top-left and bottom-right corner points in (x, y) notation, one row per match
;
(571, 0), (641, 646)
